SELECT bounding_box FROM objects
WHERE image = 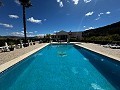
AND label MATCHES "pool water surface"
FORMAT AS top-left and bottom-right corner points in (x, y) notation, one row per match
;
(0, 44), (120, 90)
